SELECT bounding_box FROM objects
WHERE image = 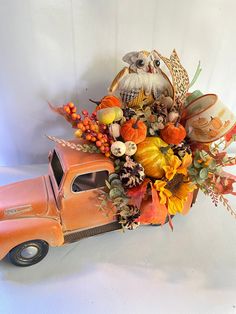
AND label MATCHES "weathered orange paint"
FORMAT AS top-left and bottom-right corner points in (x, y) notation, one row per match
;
(0, 140), (117, 260)
(0, 218), (63, 260)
